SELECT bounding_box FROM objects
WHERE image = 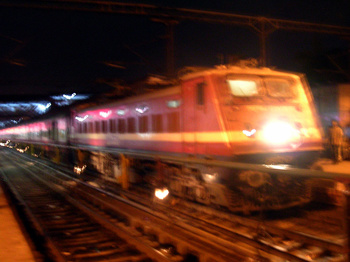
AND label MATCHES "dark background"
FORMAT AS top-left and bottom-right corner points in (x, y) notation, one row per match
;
(0, 1), (349, 99)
